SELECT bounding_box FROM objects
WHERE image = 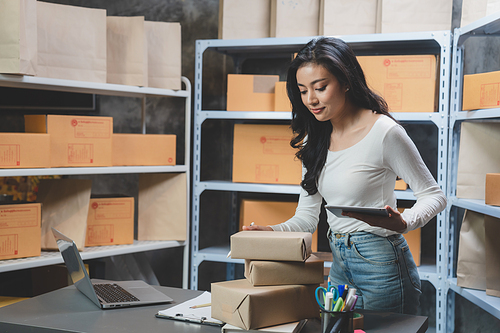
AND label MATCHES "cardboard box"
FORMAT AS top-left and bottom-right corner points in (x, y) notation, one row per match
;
(486, 173), (500, 206)
(85, 196), (134, 247)
(244, 254), (324, 286)
(232, 124), (301, 185)
(0, 133), (50, 168)
(227, 74), (279, 111)
(0, 203), (41, 260)
(395, 178), (408, 191)
(230, 231), (312, 261)
(357, 55), (438, 112)
(274, 81), (292, 112)
(24, 115), (113, 167)
(211, 279), (319, 330)
(239, 199), (318, 252)
(462, 70), (500, 111)
(112, 134), (176, 166)
(138, 173), (187, 241)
